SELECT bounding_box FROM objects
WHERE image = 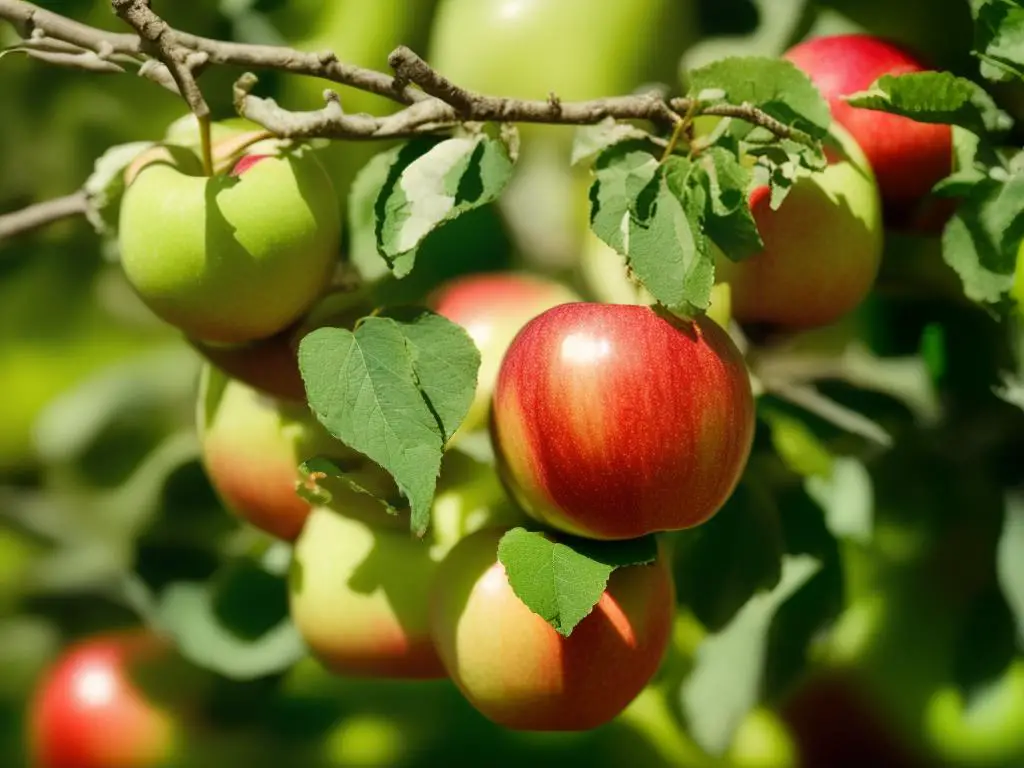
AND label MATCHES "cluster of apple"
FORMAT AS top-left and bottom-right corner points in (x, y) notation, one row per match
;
(24, 22), (960, 763)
